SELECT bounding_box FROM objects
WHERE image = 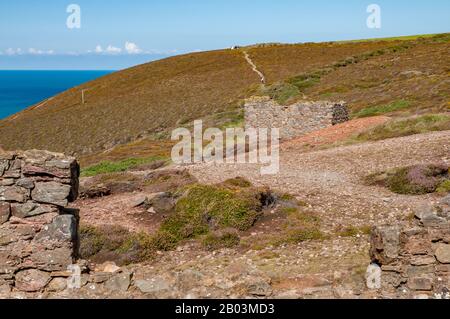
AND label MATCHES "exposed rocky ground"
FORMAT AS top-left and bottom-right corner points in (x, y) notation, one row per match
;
(2, 129), (447, 299)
